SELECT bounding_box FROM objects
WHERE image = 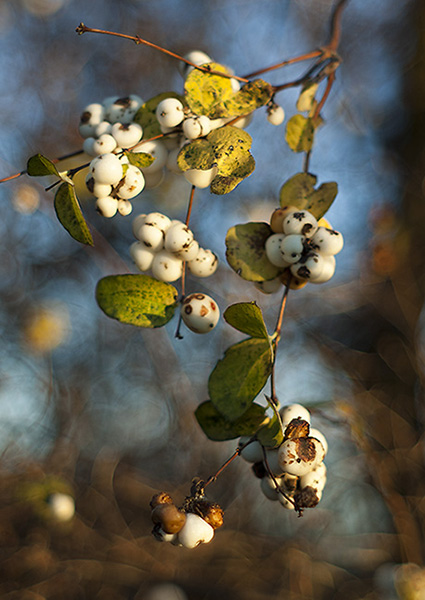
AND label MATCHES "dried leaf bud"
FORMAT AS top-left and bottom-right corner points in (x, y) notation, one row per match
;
(284, 418), (310, 440)
(150, 491), (173, 509)
(192, 499), (224, 530)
